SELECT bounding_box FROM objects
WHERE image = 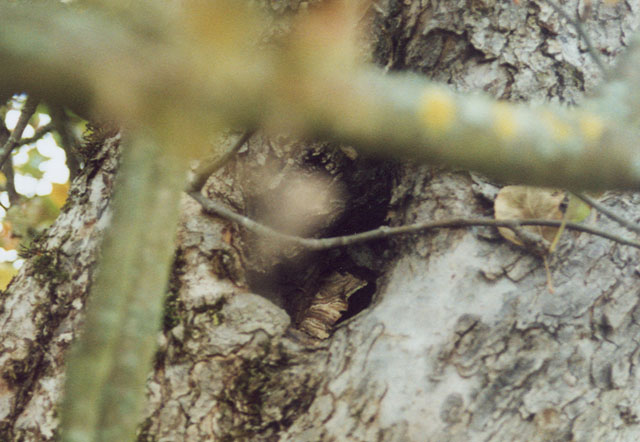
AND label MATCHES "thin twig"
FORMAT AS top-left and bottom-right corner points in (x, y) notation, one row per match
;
(16, 121), (54, 147)
(0, 120), (10, 209)
(3, 157), (18, 205)
(189, 192), (640, 251)
(0, 95), (39, 171)
(186, 130), (254, 193)
(540, 0), (607, 74)
(572, 192), (640, 234)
